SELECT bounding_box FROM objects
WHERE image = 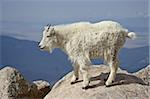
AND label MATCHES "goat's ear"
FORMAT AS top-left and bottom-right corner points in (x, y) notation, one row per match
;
(51, 28), (56, 36)
(51, 28), (55, 33)
(51, 28), (54, 31)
